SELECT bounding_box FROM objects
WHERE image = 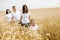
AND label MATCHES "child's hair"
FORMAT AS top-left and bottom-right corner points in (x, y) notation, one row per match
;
(6, 9), (11, 14)
(12, 6), (16, 9)
(22, 4), (28, 13)
(30, 18), (35, 25)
